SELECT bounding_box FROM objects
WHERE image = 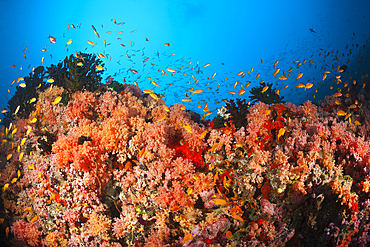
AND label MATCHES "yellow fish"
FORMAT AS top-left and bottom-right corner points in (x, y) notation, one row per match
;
(150, 93), (159, 100)
(52, 96), (62, 106)
(261, 86), (269, 93)
(2, 183), (9, 191)
(277, 128), (285, 139)
(66, 39), (73, 45)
